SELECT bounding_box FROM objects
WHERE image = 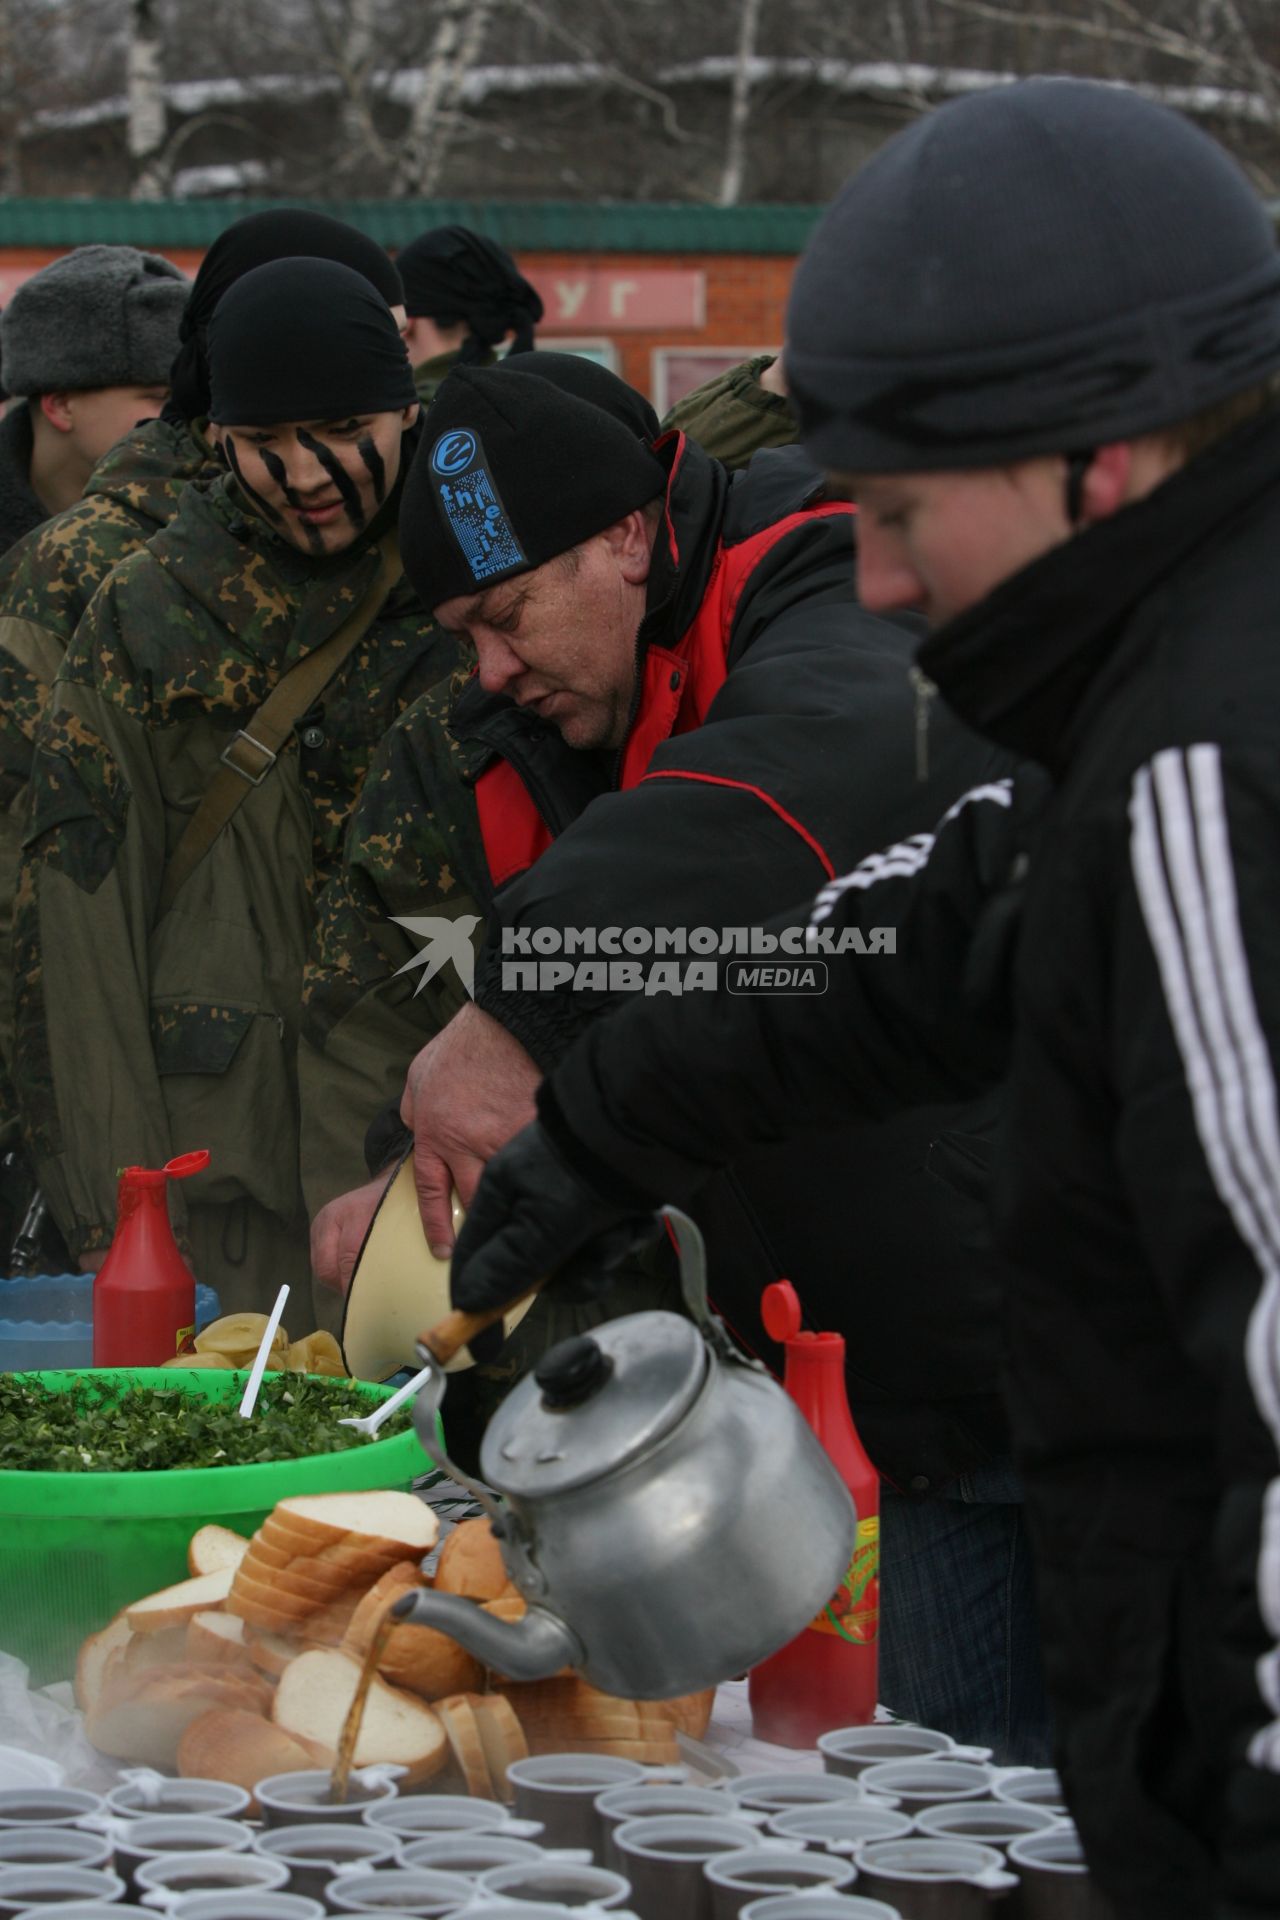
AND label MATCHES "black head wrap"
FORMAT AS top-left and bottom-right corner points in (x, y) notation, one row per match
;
(170, 210), (403, 423)
(208, 258), (416, 428)
(396, 226), (543, 362)
(499, 350), (659, 443)
(401, 365), (667, 610)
